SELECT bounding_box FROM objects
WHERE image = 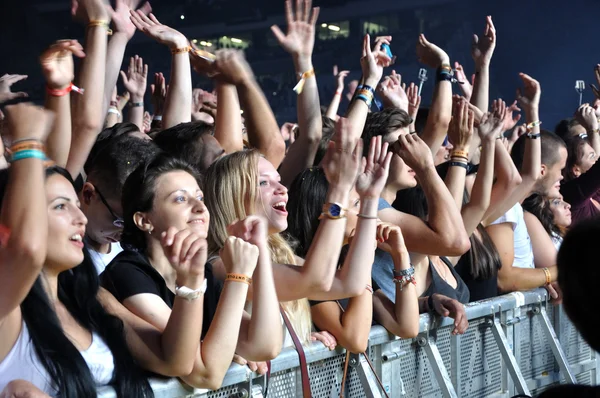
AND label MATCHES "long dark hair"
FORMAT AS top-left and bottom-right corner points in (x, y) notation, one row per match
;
(522, 193), (562, 238)
(121, 154), (202, 251)
(4, 167), (153, 397)
(285, 168), (329, 258)
(563, 136), (589, 181)
(393, 184), (501, 279)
